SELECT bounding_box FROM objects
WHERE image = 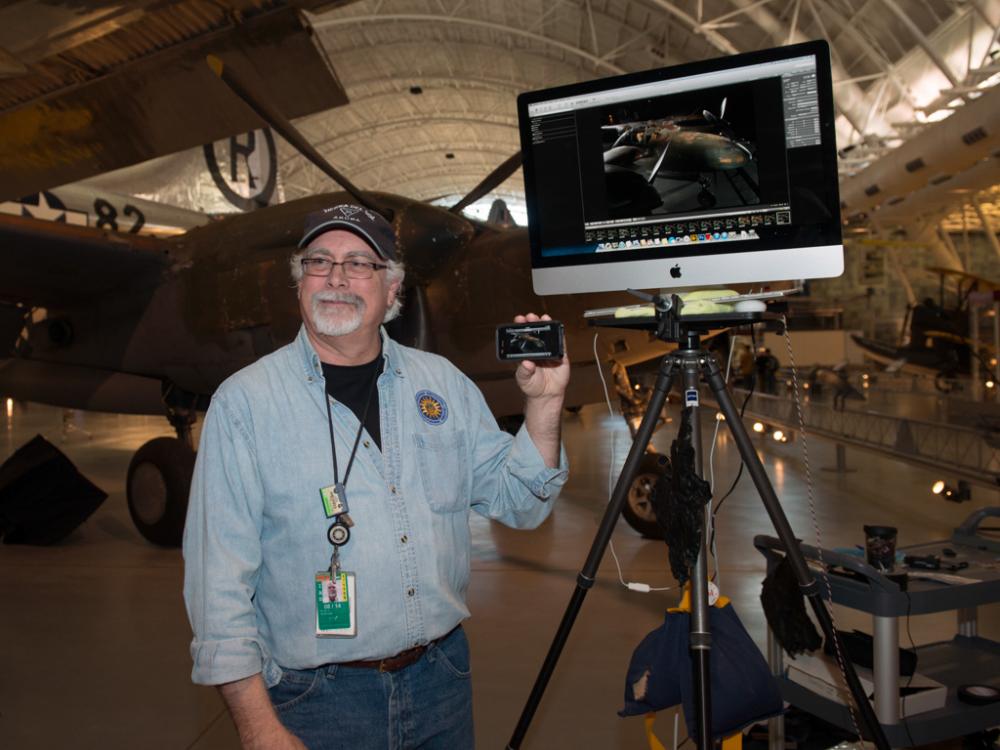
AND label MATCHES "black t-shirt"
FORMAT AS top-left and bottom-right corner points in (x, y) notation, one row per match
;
(321, 353), (383, 452)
